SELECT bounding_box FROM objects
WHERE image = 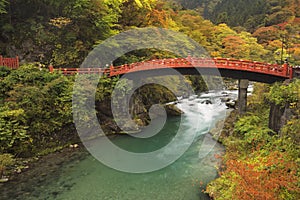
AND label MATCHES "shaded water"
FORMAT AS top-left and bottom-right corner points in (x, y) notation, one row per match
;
(3, 90), (237, 200)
